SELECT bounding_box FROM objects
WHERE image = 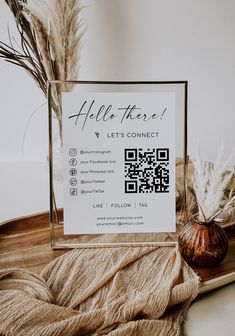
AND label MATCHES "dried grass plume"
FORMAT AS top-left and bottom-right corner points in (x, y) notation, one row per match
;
(0, 0), (83, 134)
(192, 144), (235, 223)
